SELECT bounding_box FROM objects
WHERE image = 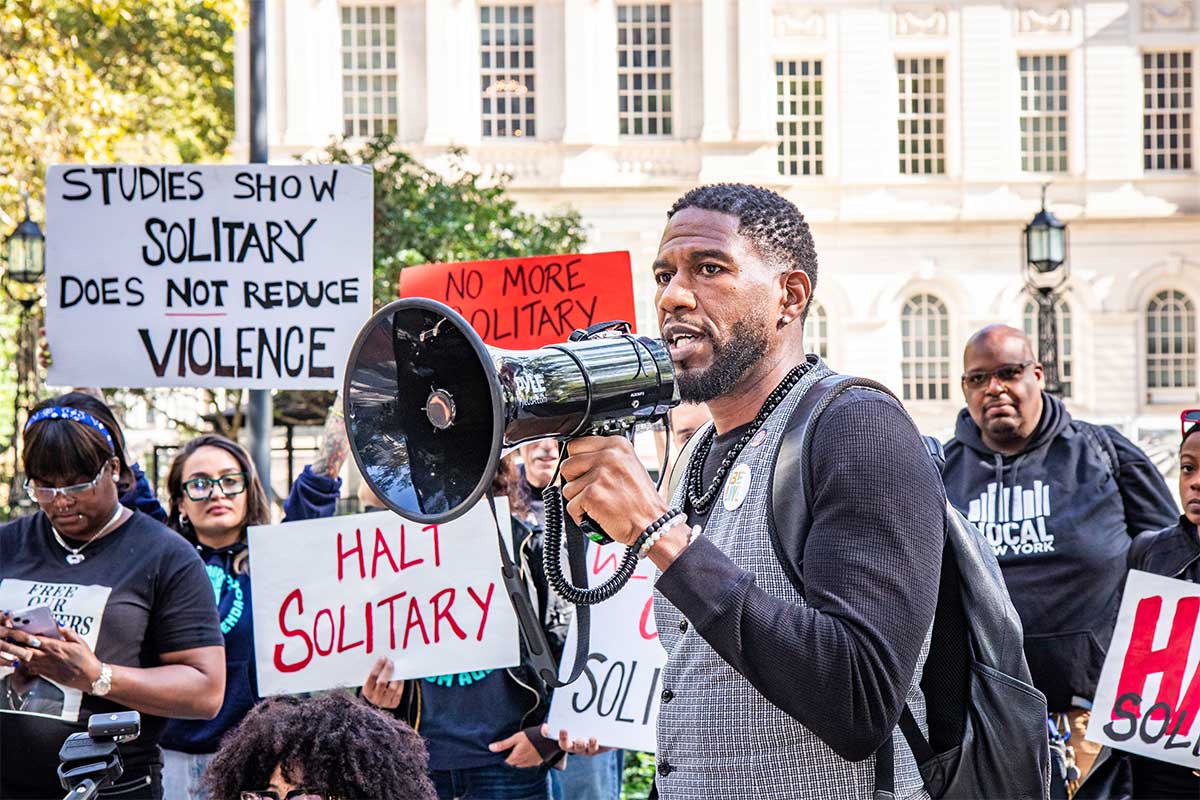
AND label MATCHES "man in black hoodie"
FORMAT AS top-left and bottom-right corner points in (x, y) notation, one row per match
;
(943, 324), (1177, 788)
